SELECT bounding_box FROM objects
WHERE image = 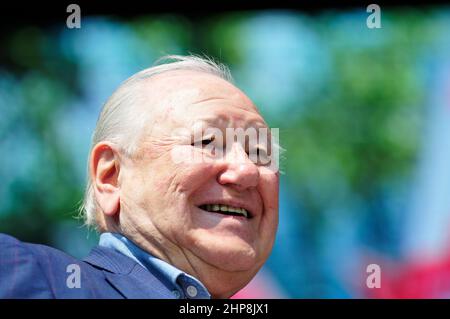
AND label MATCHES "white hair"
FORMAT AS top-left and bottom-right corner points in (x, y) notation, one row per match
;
(80, 55), (233, 228)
